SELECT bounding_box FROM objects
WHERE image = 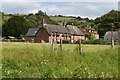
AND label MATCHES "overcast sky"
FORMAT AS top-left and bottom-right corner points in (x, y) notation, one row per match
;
(1, 0), (119, 19)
